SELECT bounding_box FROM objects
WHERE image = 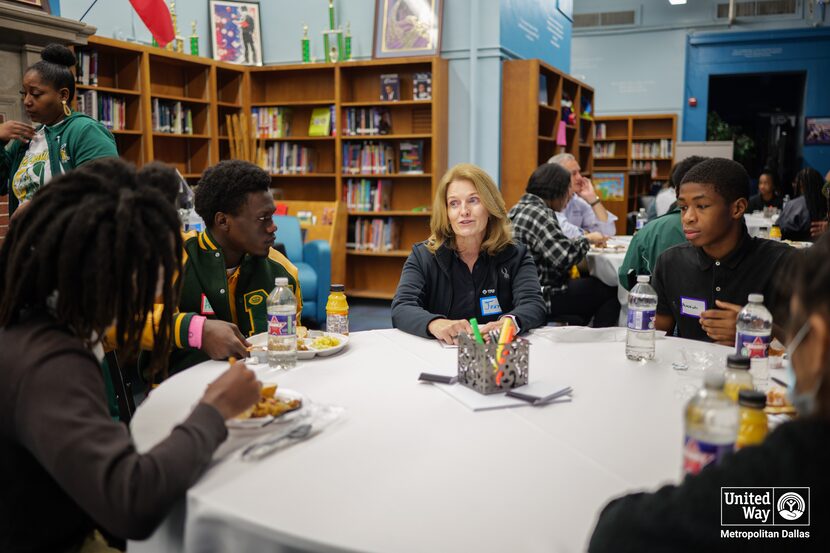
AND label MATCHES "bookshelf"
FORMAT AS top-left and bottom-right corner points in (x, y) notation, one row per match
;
(593, 114), (677, 218)
(74, 38), (446, 300)
(500, 58), (595, 211)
